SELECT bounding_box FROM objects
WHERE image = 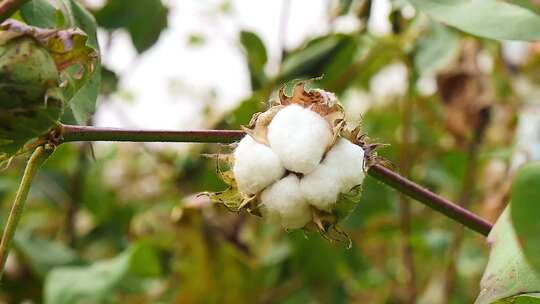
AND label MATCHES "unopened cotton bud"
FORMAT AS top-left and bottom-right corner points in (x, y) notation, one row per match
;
(260, 174), (311, 229)
(324, 138), (365, 192)
(233, 136), (285, 194)
(300, 164), (342, 212)
(267, 104), (332, 174)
